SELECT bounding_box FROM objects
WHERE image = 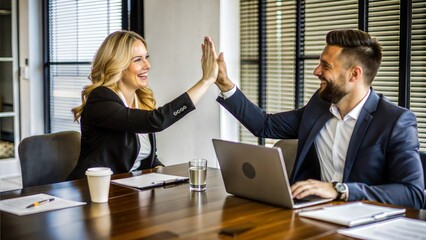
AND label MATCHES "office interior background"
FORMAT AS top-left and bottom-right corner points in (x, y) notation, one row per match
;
(0, 0), (425, 187)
